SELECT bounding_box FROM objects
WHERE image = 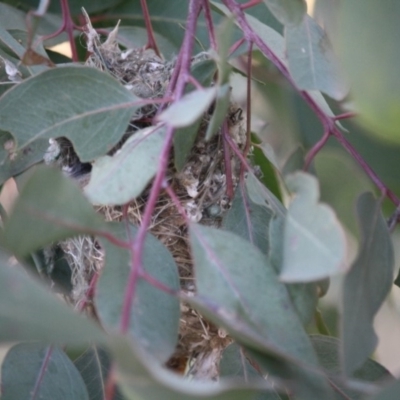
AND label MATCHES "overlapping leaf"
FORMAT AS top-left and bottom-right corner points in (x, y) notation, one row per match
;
(158, 87), (217, 128)
(110, 335), (278, 400)
(0, 66), (139, 162)
(220, 343), (283, 400)
(341, 192), (394, 375)
(73, 346), (124, 400)
(279, 172), (347, 282)
(96, 223), (180, 363)
(3, 166), (105, 256)
(286, 15), (348, 100)
(222, 185), (272, 256)
(85, 125), (166, 205)
(0, 252), (105, 344)
(1, 343), (89, 400)
(263, 0), (306, 26)
(189, 223), (318, 364)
